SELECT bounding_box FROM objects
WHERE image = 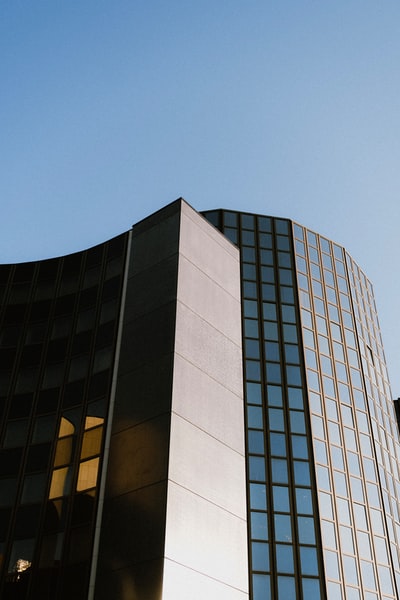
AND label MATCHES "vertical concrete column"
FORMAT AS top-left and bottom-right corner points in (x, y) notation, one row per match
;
(163, 202), (248, 600)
